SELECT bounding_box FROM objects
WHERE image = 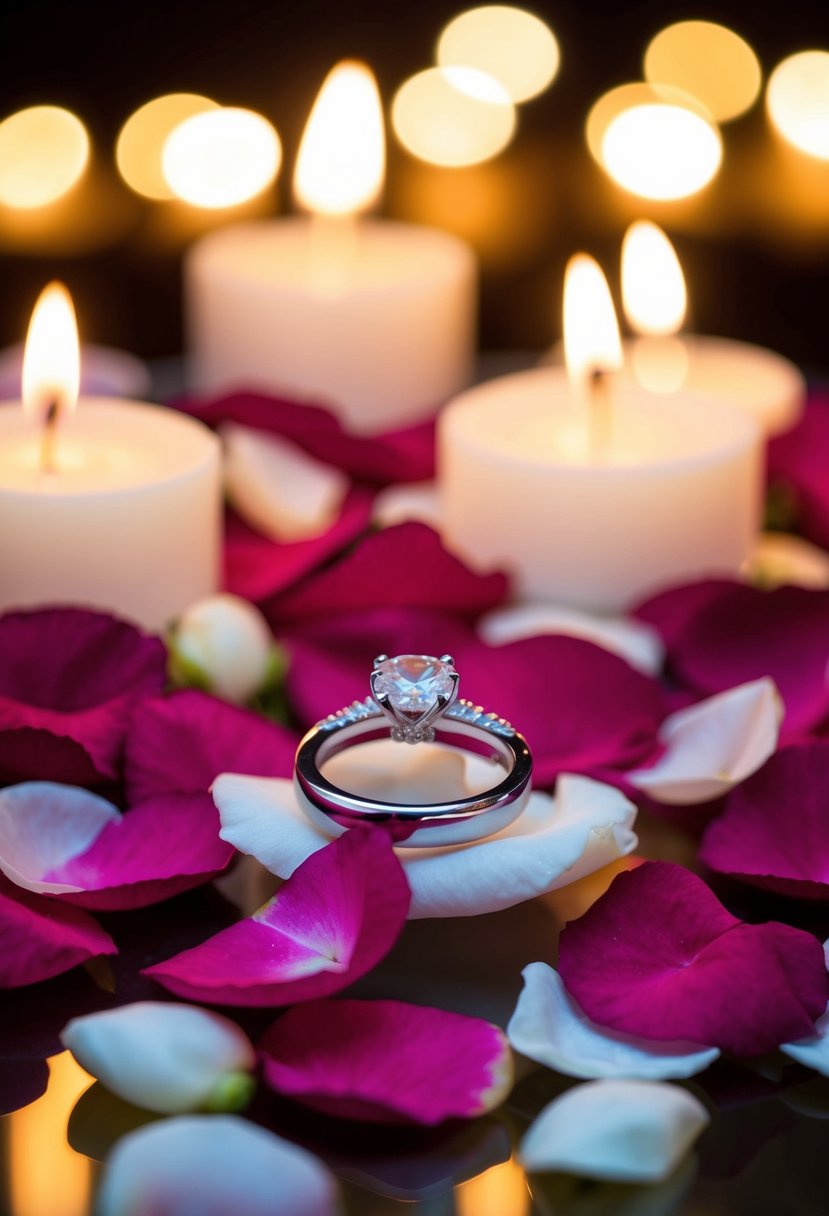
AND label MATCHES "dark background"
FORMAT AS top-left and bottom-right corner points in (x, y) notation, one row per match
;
(1, 0), (828, 372)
